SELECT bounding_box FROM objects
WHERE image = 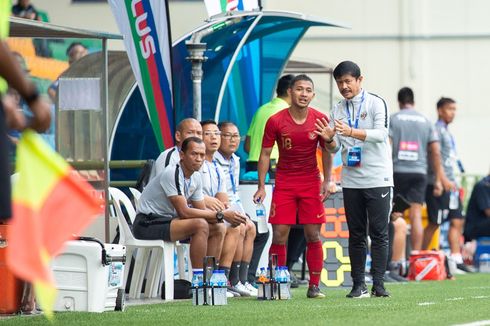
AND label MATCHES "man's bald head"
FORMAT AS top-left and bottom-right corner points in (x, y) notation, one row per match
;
(175, 118), (203, 145)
